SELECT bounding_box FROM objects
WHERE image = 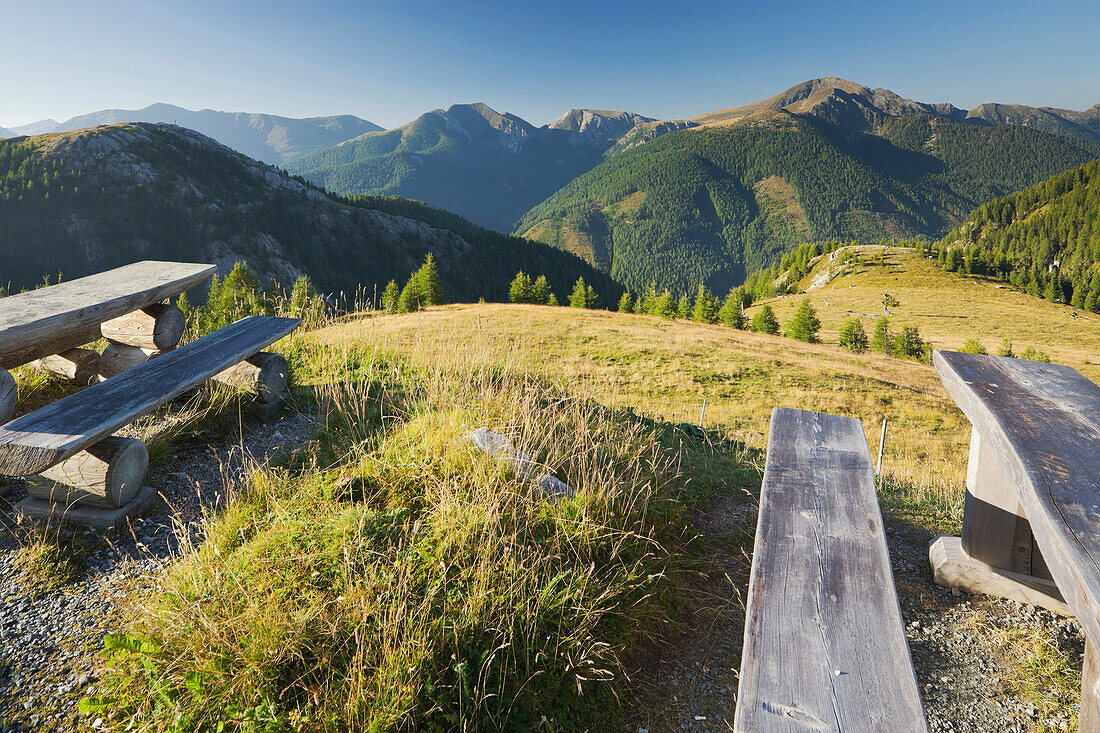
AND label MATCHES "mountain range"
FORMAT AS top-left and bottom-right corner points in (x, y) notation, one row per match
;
(0, 123), (619, 305)
(4, 78), (1099, 298)
(0, 104), (381, 165)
